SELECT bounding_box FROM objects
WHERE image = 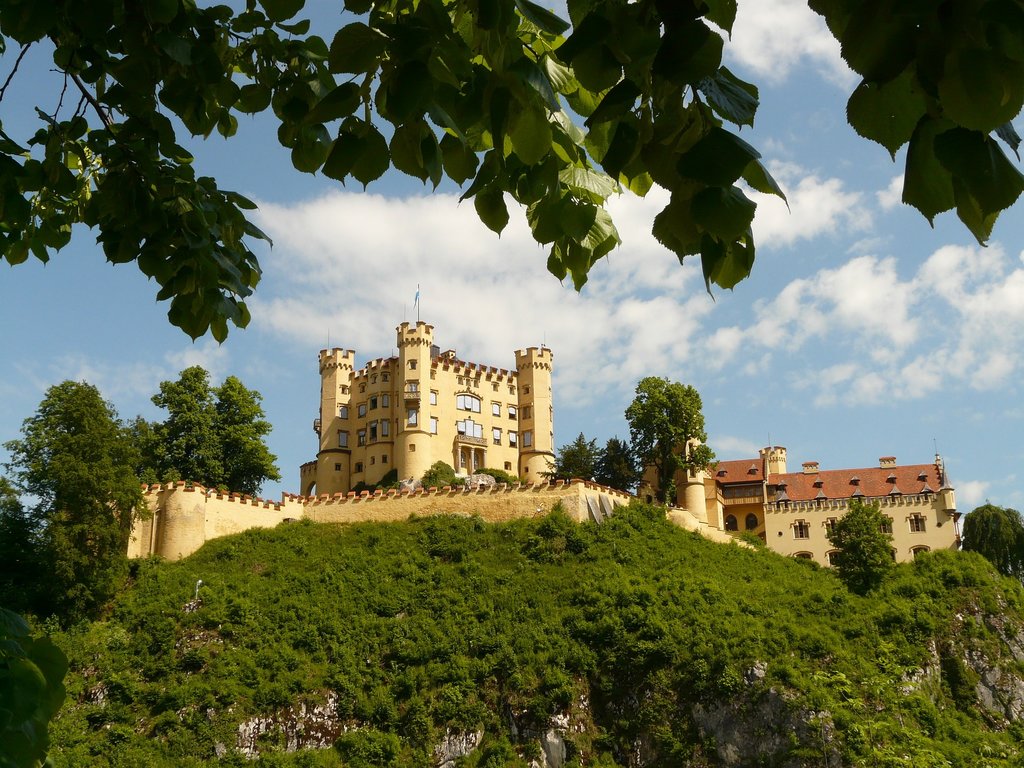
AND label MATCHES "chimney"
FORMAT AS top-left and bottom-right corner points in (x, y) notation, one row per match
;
(879, 456), (896, 468)
(802, 461), (819, 474)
